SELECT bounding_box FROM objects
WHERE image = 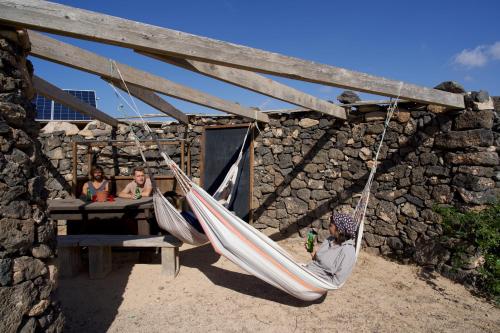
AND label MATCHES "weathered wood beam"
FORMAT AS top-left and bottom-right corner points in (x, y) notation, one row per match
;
(103, 78), (189, 124)
(0, 0), (464, 108)
(138, 51), (346, 119)
(32, 75), (119, 127)
(27, 32), (269, 123)
(338, 99), (409, 107)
